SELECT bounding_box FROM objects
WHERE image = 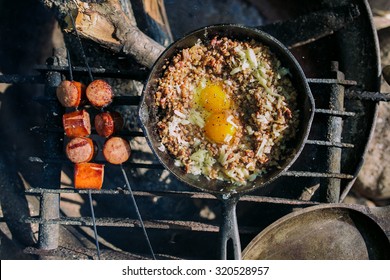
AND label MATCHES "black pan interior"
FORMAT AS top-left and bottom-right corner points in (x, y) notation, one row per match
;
(139, 24), (314, 194)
